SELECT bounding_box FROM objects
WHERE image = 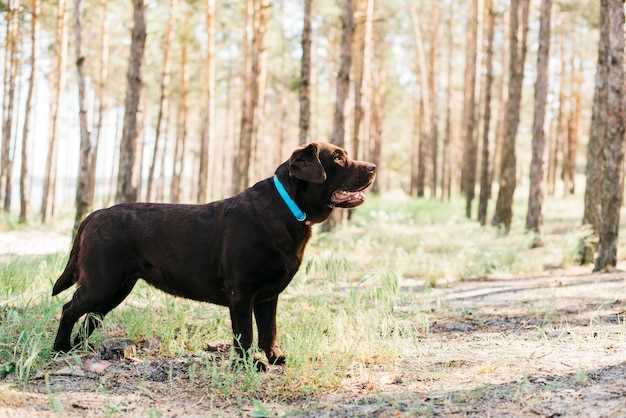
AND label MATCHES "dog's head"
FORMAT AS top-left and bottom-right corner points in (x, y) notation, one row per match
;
(282, 141), (376, 223)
